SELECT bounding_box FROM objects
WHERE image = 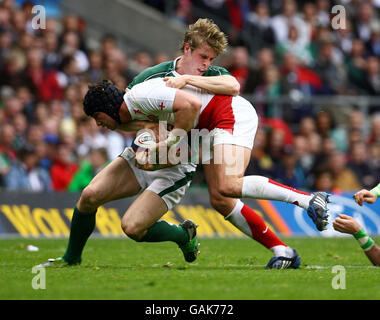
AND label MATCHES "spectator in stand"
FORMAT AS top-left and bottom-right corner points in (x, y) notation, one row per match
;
(271, 148), (307, 189)
(312, 166), (334, 192)
(348, 109), (367, 136)
(154, 52), (170, 65)
(333, 18), (355, 57)
(298, 115), (317, 139)
(225, 46), (251, 93)
(292, 134), (315, 185)
(101, 33), (117, 61)
(24, 48), (47, 98)
(276, 24), (314, 66)
(4, 144), (52, 191)
(50, 143), (78, 191)
(0, 49), (34, 90)
(369, 114), (380, 143)
(244, 47), (275, 94)
(271, 0), (309, 47)
(345, 38), (368, 94)
(0, 123), (17, 186)
(368, 21), (380, 57)
(328, 150), (362, 192)
(244, 2), (275, 52)
(302, 2), (318, 43)
(76, 118), (108, 158)
(361, 56), (380, 95)
(368, 142), (380, 180)
(129, 51), (153, 74)
(347, 141), (377, 190)
(315, 0), (330, 27)
(26, 124), (45, 148)
(265, 128), (286, 170)
(60, 14), (88, 54)
(352, 2), (380, 49)
(174, 0), (193, 25)
(12, 112), (28, 149)
(279, 53), (322, 122)
(312, 136), (337, 173)
(60, 31), (89, 73)
(84, 50), (105, 83)
(245, 126), (273, 177)
(42, 31), (61, 71)
(253, 65), (281, 118)
(68, 147), (110, 192)
(40, 55), (79, 101)
(315, 110), (347, 153)
(313, 39), (348, 94)
(15, 85), (35, 121)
